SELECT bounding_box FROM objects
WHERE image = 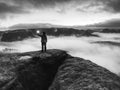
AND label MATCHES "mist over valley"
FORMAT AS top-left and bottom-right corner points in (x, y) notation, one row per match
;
(0, 28), (120, 75)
